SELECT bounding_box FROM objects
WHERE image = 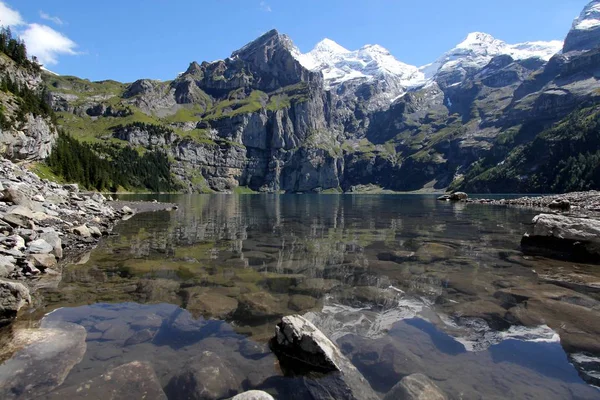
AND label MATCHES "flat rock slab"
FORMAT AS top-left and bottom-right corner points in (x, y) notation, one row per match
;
(0, 322), (87, 399)
(44, 361), (167, 400)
